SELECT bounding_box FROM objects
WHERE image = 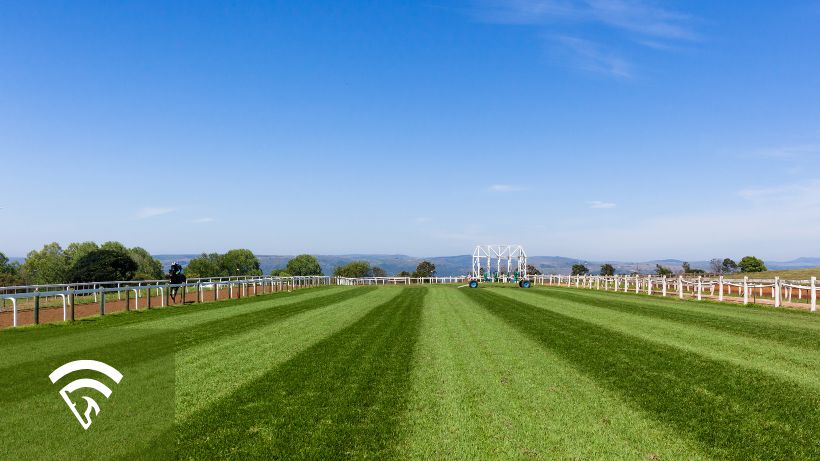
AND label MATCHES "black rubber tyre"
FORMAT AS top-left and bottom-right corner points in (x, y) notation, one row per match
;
(521, 280), (531, 288)
(469, 280), (479, 288)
